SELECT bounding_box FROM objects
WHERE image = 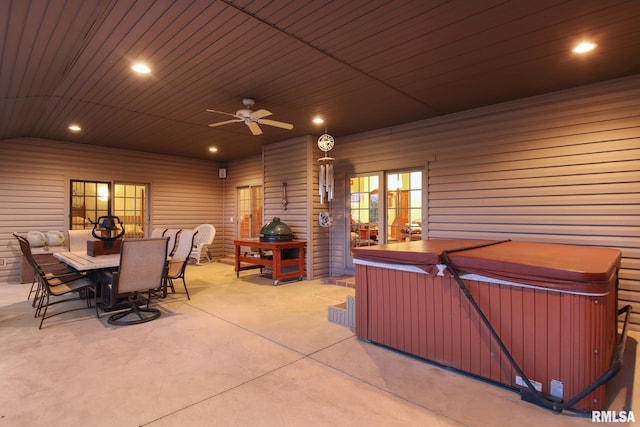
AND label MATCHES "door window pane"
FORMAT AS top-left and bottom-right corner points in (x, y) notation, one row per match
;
(387, 171), (422, 242)
(114, 183), (146, 238)
(238, 186), (263, 239)
(349, 175), (380, 251)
